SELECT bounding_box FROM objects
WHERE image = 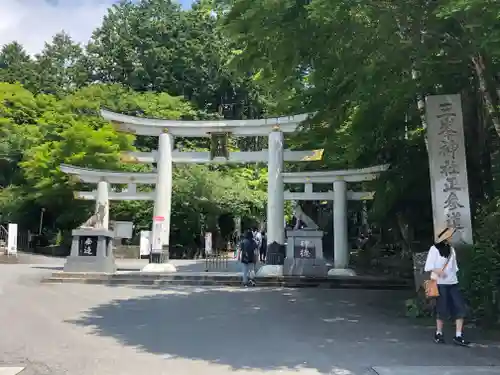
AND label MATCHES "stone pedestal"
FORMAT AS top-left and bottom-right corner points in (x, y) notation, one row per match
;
(63, 229), (116, 273)
(283, 229), (327, 277)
